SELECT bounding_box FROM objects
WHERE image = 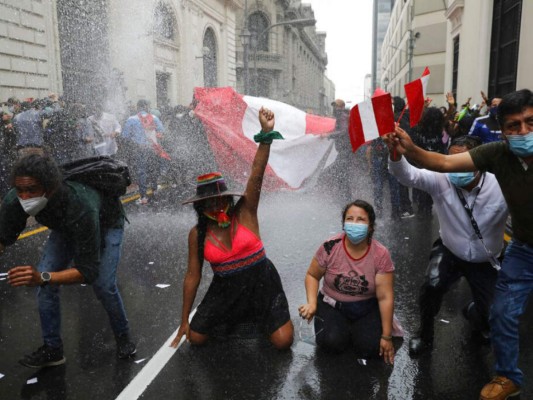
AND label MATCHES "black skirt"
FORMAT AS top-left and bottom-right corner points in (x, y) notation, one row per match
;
(190, 258), (290, 336)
